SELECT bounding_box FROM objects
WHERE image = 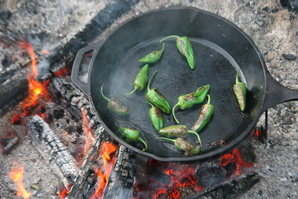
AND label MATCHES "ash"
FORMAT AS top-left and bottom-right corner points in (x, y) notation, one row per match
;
(0, 0), (298, 199)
